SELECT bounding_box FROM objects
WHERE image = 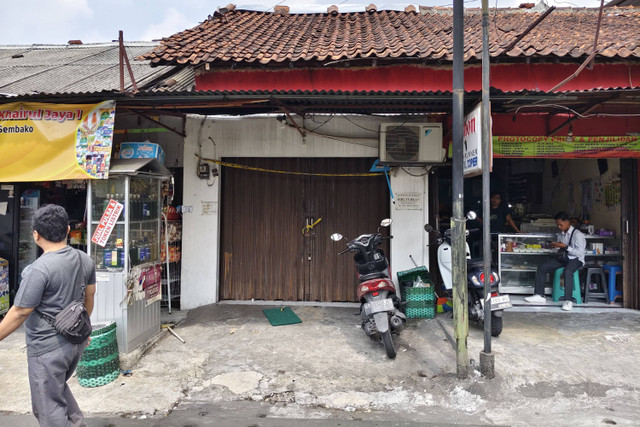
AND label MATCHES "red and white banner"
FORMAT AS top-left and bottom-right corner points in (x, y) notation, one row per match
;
(142, 264), (163, 306)
(91, 199), (123, 247)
